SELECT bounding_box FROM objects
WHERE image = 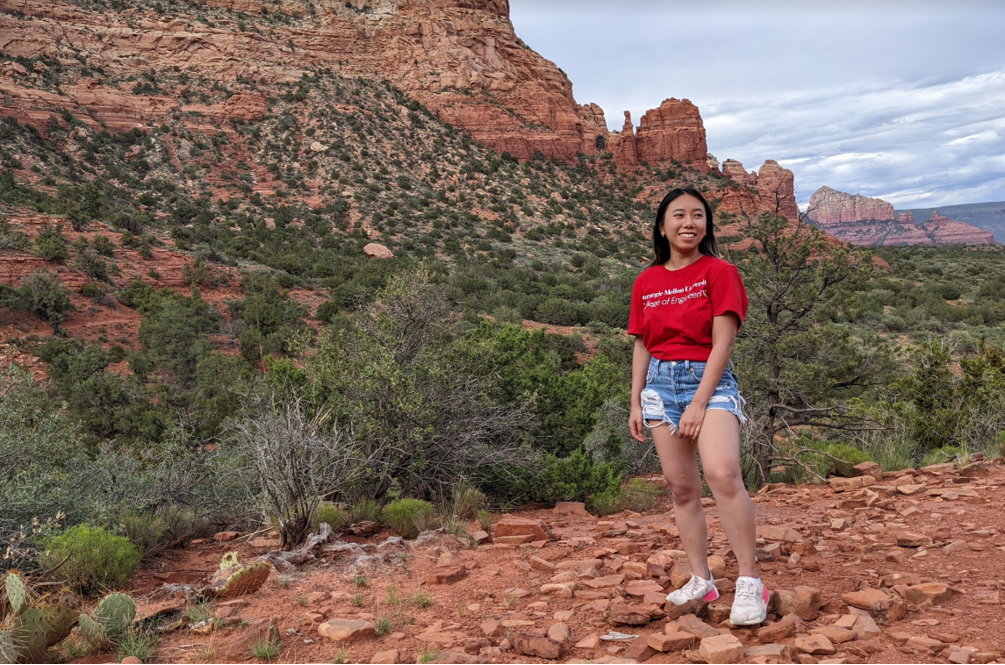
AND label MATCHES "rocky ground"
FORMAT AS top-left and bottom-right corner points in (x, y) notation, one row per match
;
(90, 458), (1005, 665)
